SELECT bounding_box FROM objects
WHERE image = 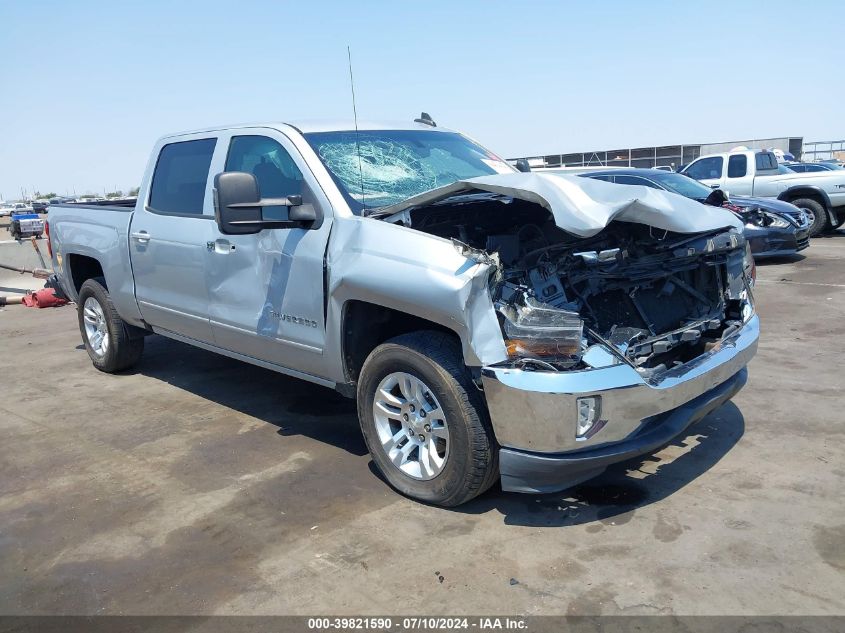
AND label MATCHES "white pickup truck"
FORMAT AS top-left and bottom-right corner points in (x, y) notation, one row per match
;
(681, 149), (845, 236)
(47, 118), (758, 506)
